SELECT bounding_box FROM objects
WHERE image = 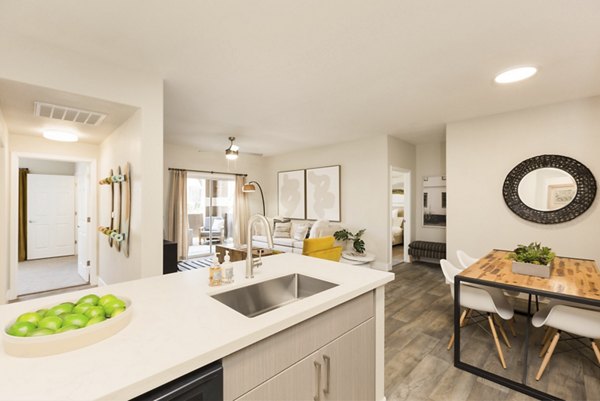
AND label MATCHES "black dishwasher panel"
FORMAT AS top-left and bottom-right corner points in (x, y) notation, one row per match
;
(132, 360), (222, 401)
